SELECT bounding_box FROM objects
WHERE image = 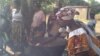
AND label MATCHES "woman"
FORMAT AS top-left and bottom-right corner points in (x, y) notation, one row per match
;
(27, 4), (66, 56)
(30, 4), (46, 39)
(47, 8), (59, 37)
(10, 0), (24, 55)
(56, 7), (100, 56)
(87, 12), (96, 34)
